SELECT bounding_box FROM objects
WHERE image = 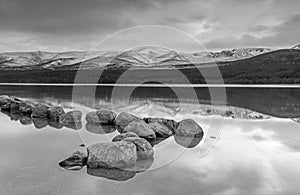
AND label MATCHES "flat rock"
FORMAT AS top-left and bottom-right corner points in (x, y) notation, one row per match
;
(115, 112), (141, 132)
(123, 120), (156, 141)
(87, 141), (137, 168)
